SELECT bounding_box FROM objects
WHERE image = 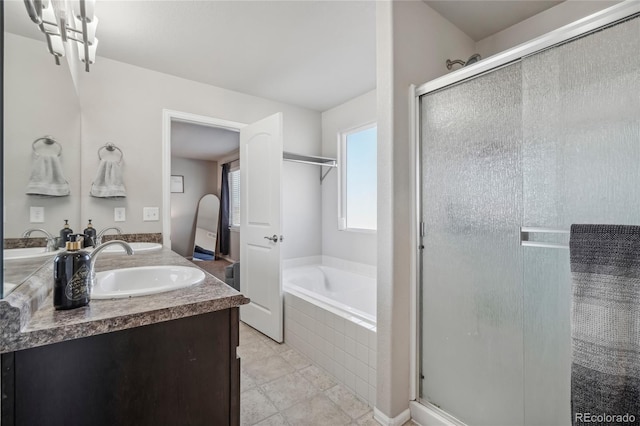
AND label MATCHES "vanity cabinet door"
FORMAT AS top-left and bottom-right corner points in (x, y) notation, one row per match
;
(1, 308), (240, 426)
